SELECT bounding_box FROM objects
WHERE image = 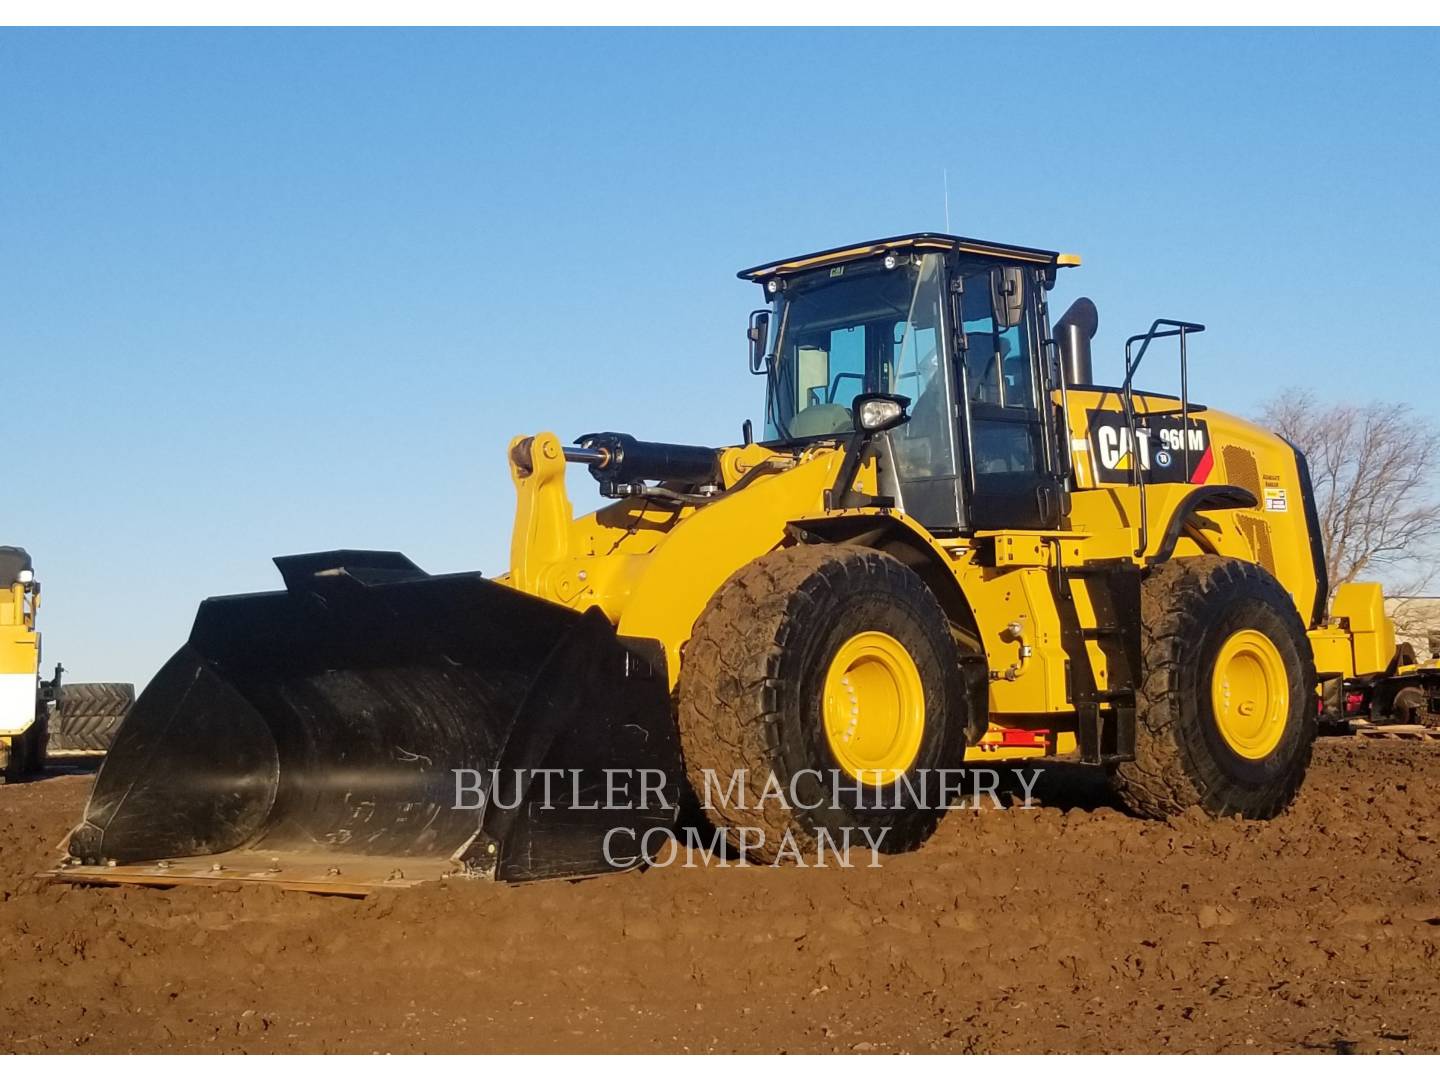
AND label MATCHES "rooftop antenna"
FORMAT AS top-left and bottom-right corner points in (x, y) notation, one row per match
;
(943, 168), (951, 232)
